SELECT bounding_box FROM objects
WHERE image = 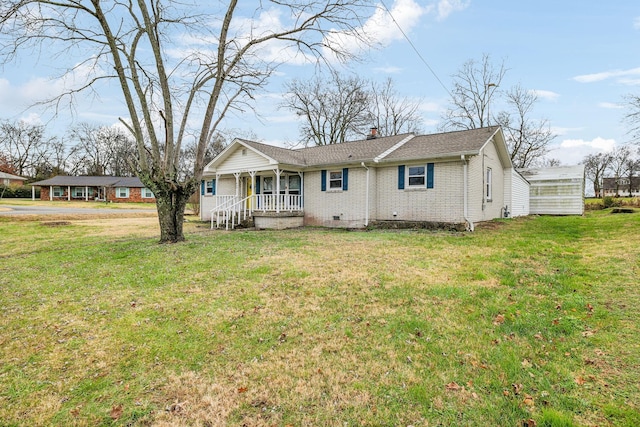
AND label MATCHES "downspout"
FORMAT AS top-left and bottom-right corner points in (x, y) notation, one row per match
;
(361, 162), (370, 227)
(462, 155), (474, 232)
